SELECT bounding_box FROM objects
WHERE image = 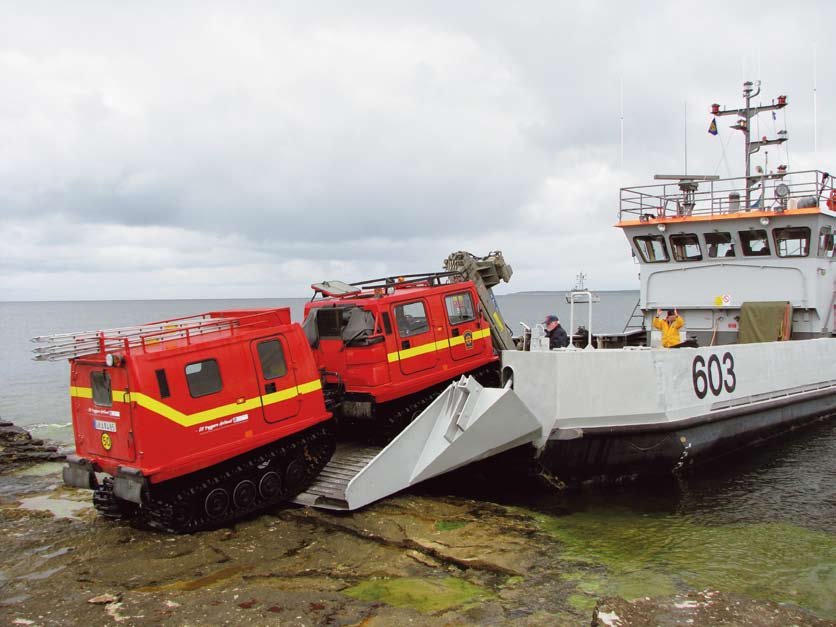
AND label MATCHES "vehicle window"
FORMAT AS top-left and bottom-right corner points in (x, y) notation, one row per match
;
(739, 229), (771, 256)
(669, 234), (702, 261)
(314, 308), (342, 339)
(774, 227), (810, 257)
(633, 235), (669, 263)
(155, 369), (171, 399)
(394, 301), (429, 337)
(819, 226), (836, 258)
(257, 340), (288, 379)
(704, 232), (736, 258)
(90, 370), (112, 407)
(185, 359), (223, 398)
(445, 292), (476, 325)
